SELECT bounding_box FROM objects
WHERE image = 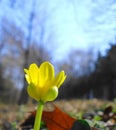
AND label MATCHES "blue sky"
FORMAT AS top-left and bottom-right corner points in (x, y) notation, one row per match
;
(0, 0), (116, 61)
(50, 0), (116, 60)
